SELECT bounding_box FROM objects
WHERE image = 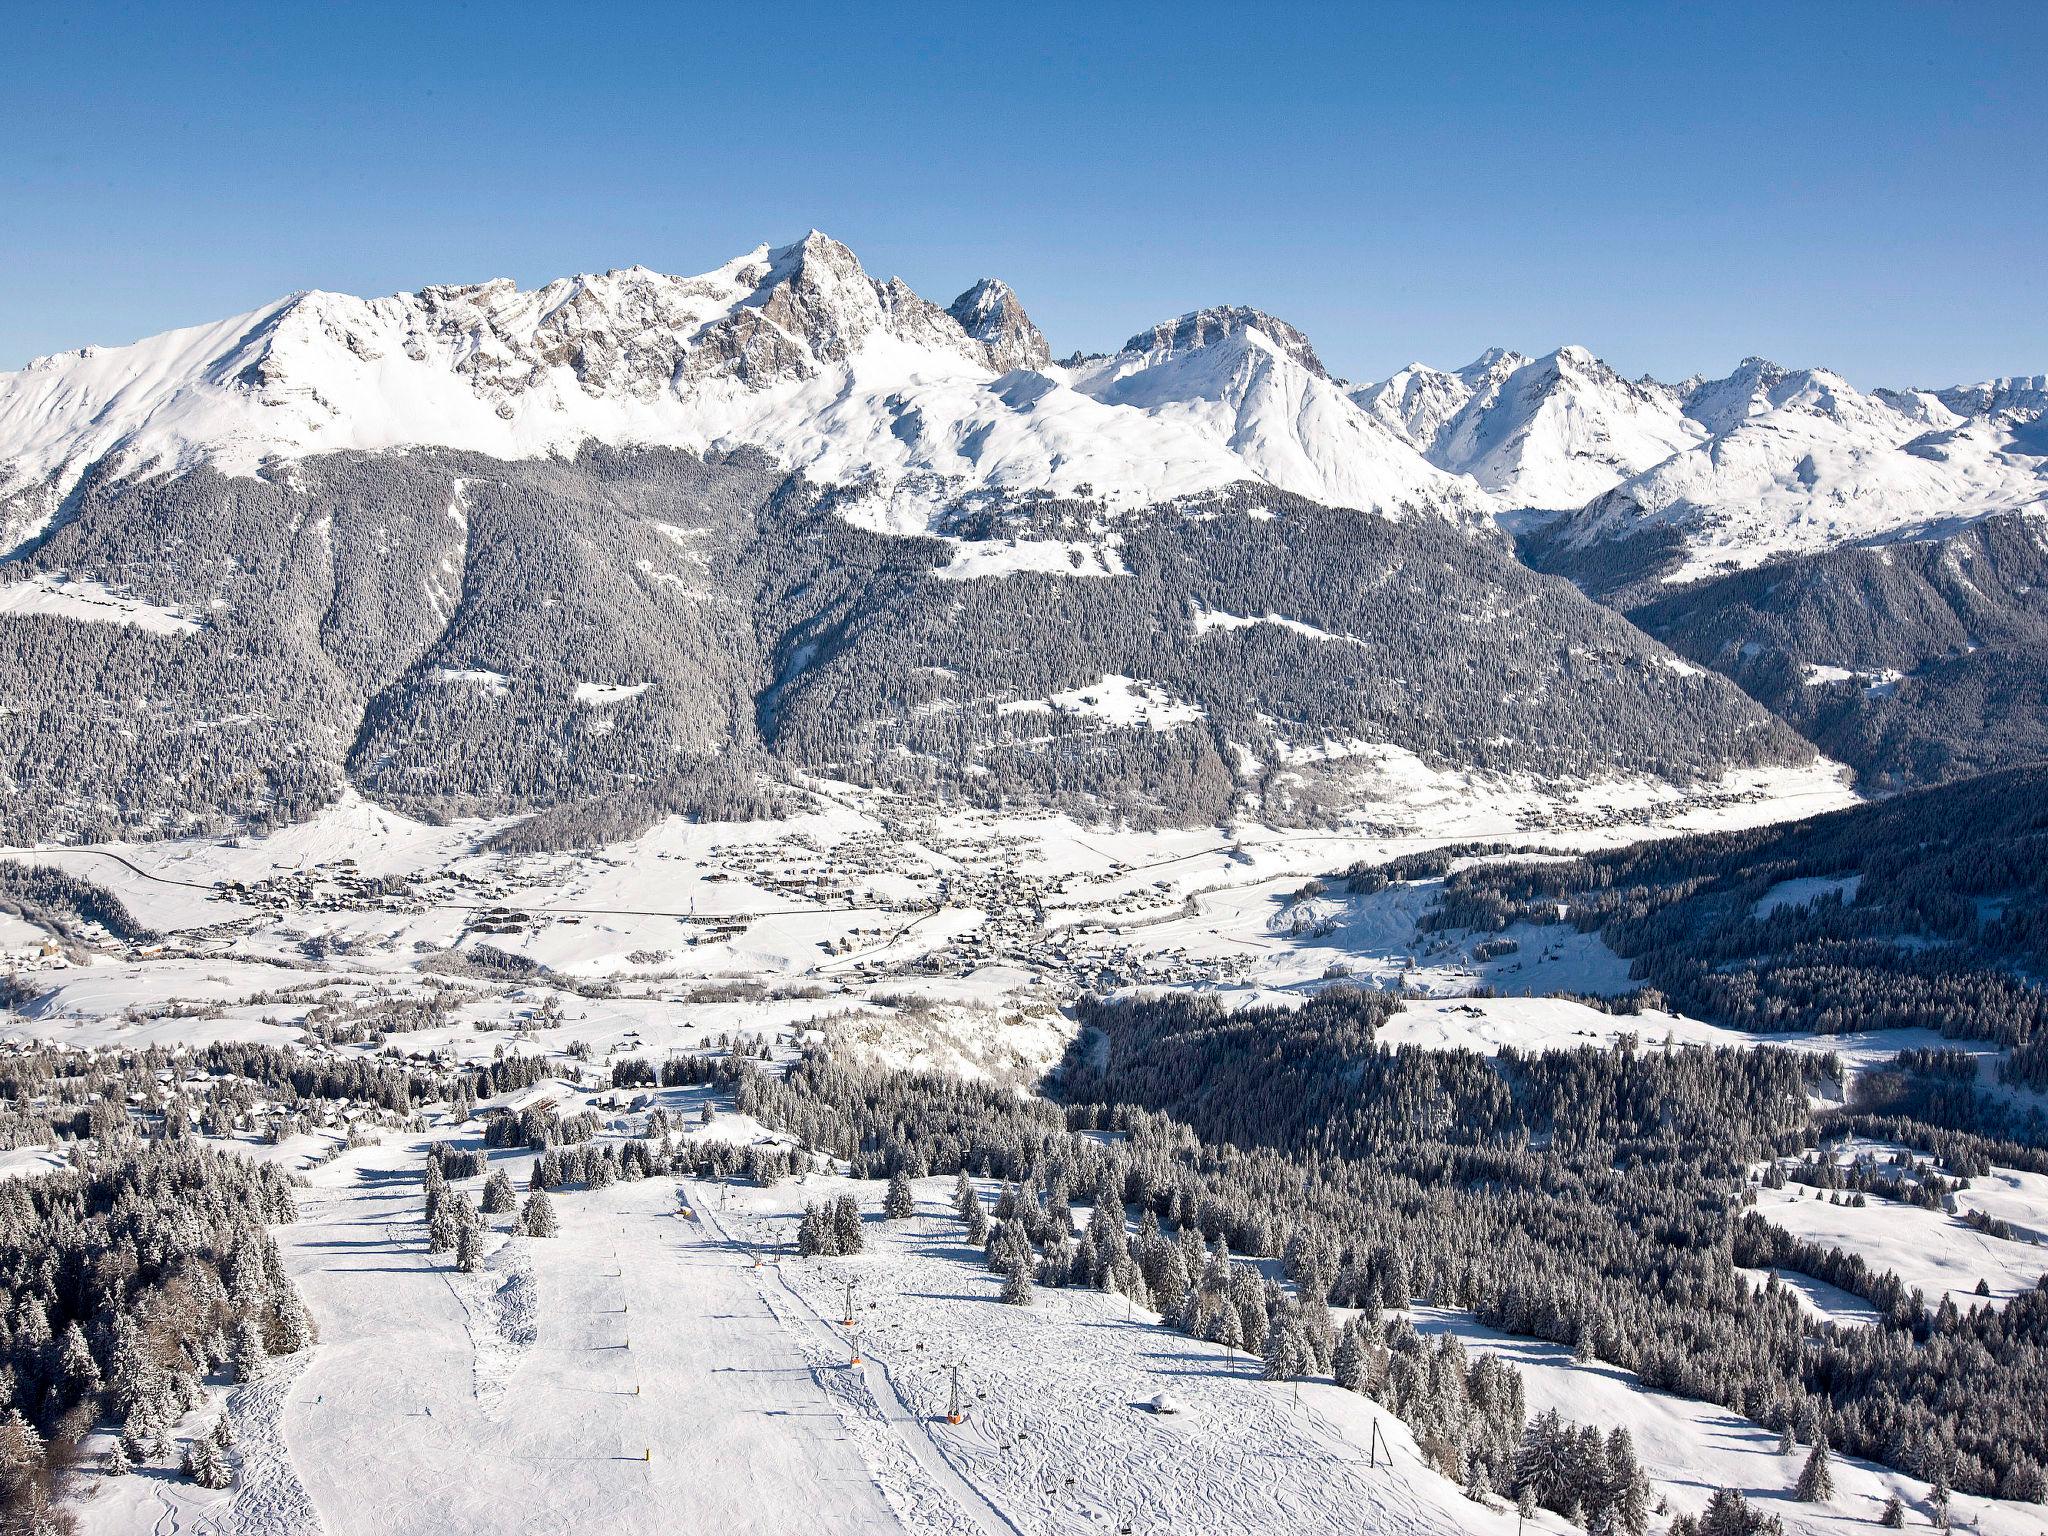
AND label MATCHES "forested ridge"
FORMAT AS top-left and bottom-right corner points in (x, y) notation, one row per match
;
(1399, 766), (2048, 1092)
(0, 448), (1803, 843)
